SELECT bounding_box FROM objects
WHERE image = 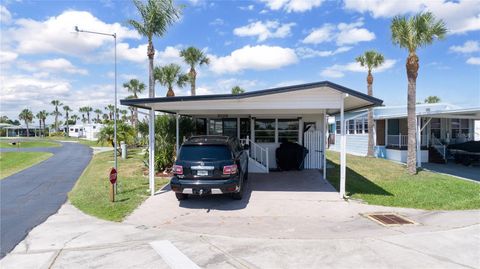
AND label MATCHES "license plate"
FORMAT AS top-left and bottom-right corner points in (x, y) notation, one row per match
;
(197, 170), (208, 176)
